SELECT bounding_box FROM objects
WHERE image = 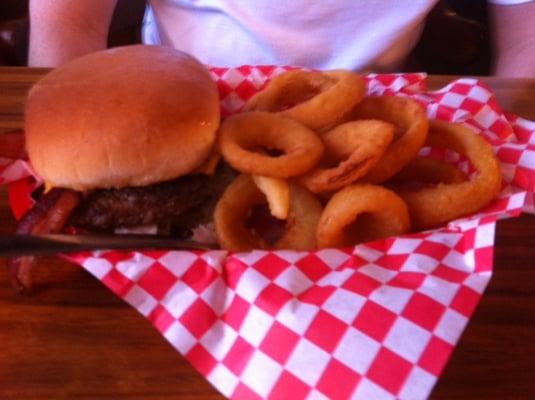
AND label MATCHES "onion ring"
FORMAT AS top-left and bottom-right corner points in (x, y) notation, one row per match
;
(395, 120), (502, 230)
(299, 120), (394, 193)
(350, 96), (429, 183)
(218, 111), (324, 177)
(244, 70), (366, 131)
(317, 184), (411, 249)
(214, 174), (322, 251)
